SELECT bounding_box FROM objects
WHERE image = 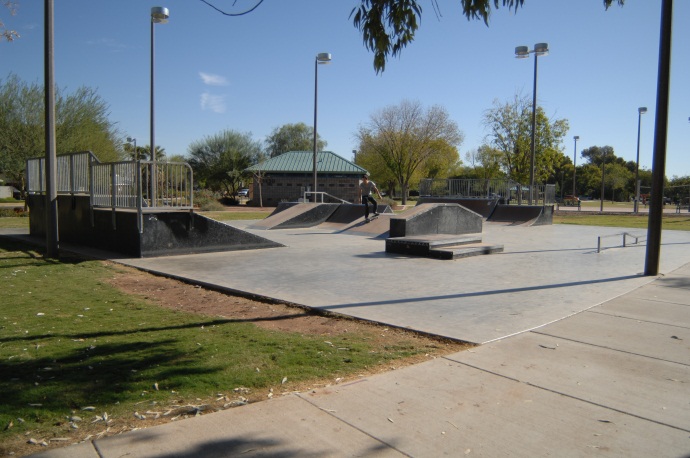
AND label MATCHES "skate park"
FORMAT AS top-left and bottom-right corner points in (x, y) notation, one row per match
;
(18, 155), (690, 456)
